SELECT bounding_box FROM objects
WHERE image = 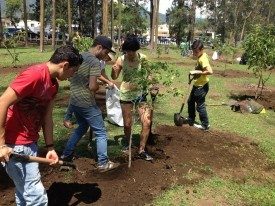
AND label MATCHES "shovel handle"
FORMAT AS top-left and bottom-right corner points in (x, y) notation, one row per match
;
(11, 153), (76, 168)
